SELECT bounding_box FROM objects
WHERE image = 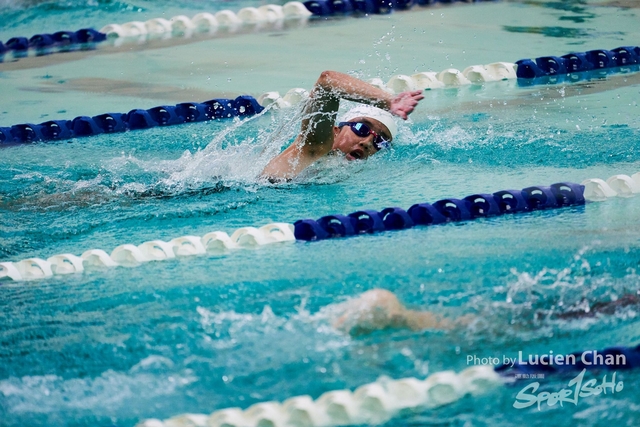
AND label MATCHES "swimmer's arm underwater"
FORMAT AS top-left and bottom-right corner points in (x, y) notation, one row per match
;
(261, 71), (423, 180)
(332, 289), (464, 336)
